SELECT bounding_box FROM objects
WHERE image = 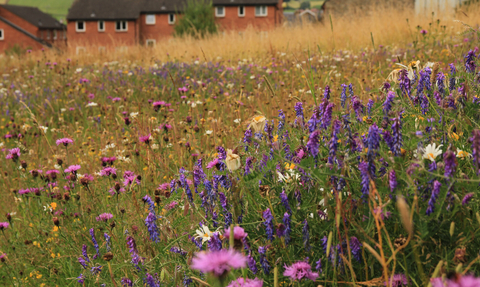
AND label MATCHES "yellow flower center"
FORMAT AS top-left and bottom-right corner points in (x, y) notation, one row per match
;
(428, 153), (435, 159)
(254, 116), (264, 121)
